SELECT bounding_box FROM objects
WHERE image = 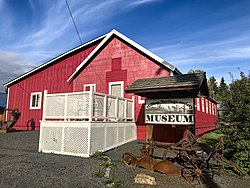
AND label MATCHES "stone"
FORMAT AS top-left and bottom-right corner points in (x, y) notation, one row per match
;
(134, 173), (157, 185)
